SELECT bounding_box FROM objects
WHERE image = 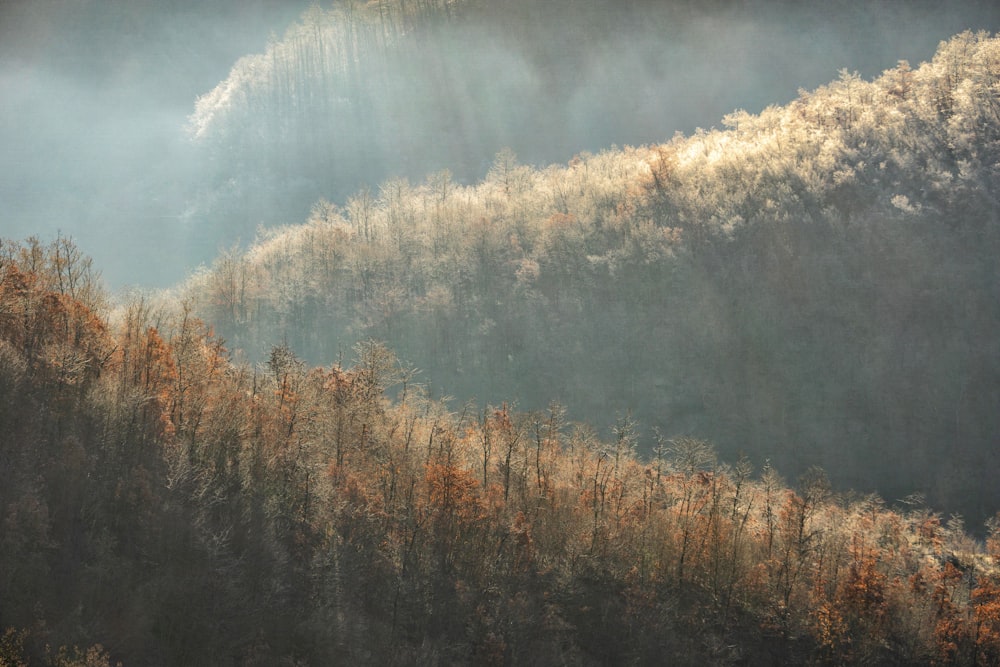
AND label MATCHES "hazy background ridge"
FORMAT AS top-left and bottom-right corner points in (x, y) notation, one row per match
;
(2, 0), (998, 288)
